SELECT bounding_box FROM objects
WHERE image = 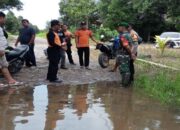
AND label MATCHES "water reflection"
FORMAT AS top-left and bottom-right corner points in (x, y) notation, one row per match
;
(0, 82), (180, 130)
